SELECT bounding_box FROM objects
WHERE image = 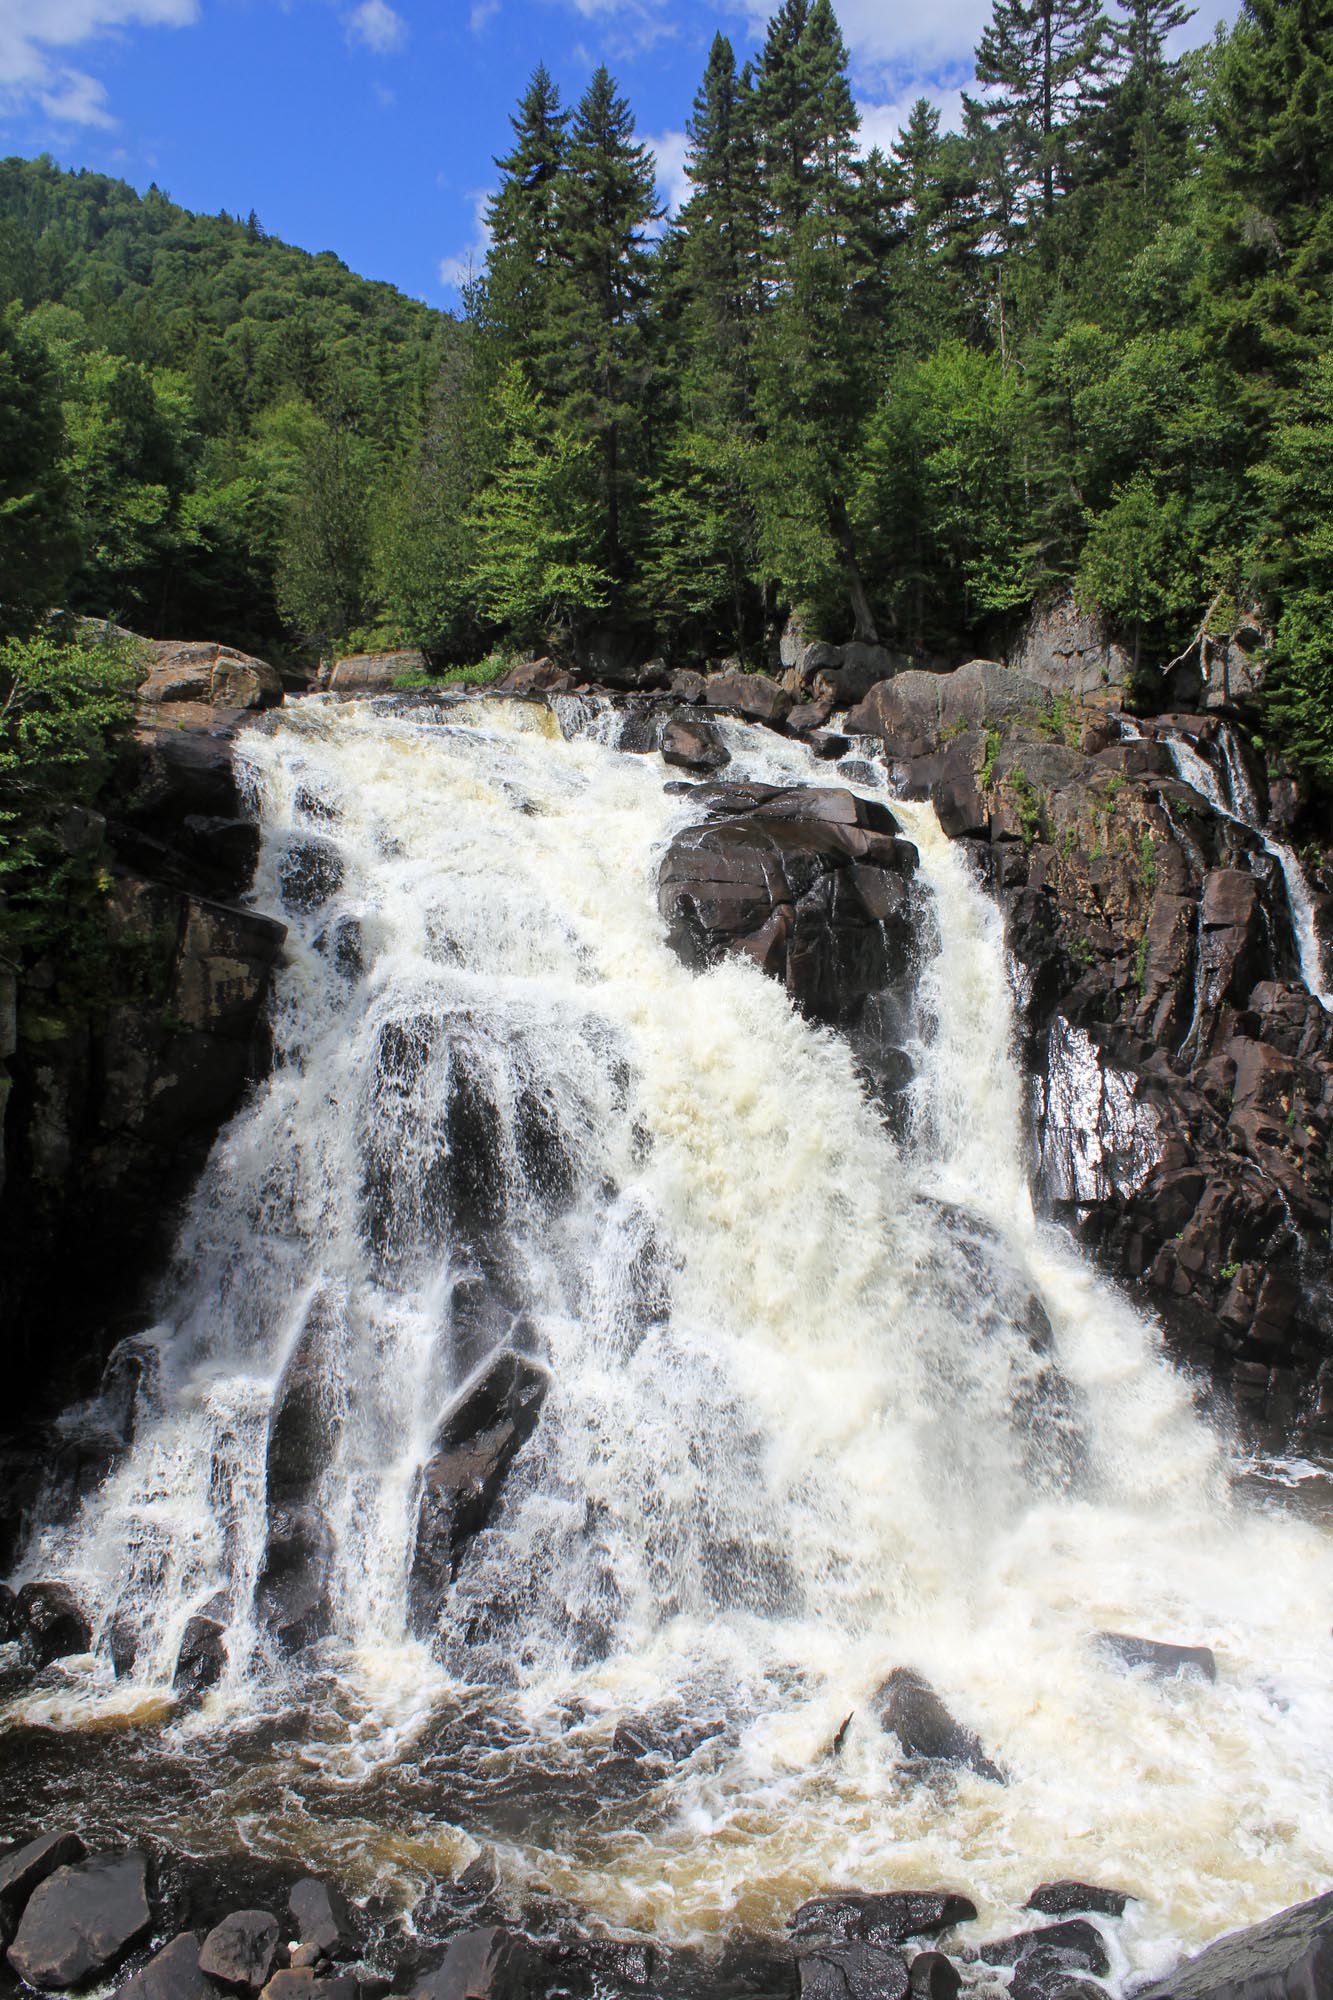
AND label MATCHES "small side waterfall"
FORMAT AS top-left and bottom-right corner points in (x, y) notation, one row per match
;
(7, 694), (1333, 1982)
(1154, 718), (1331, 1010)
